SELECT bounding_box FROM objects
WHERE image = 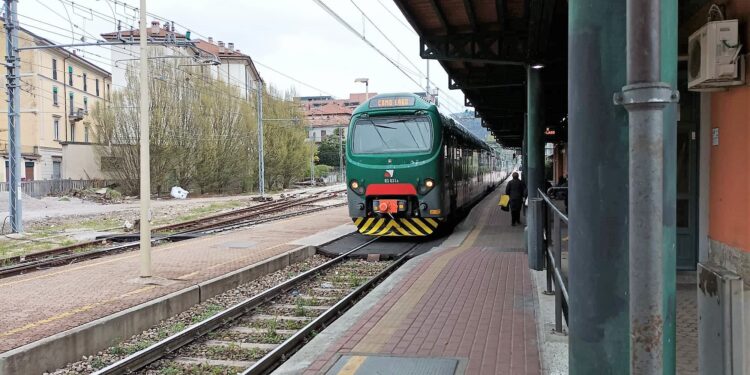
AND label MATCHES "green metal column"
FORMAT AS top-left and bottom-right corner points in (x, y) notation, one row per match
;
(568, 0), (629, 373)
(527, 66), (543, 198)
(661, 0), (678, 372)
(522, 115), (528, 181)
